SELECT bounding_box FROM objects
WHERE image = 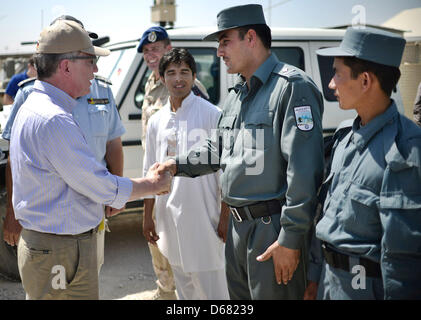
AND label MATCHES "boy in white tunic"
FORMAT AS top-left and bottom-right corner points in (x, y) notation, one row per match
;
(142, 48), (230, 300)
